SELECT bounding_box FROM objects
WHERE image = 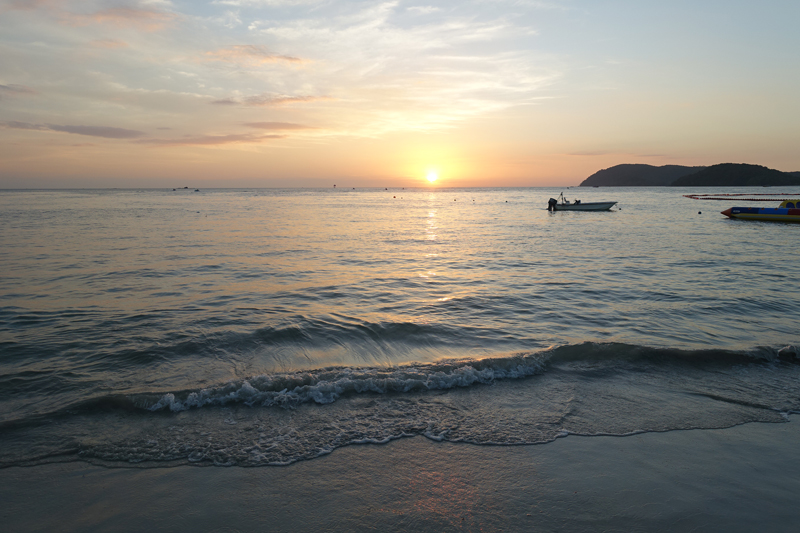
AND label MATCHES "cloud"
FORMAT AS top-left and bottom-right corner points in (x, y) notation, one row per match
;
(243, 94), (332, 106)
(205, 45), (305, 65)
(137, 133), (286, 146)
(60, 6), (177, 31)
(3, 0), (58, 11)
(210, 98), (239, 105)
(0, 121), (49, 131)
(1, 121), (146, 139)
(90, 38), (129, 48)
(210, 94), (332, 106)
(407, 6), (441, 15)
(244, 122), (316, 130)
(3, 0), (562, 144)
(212, 0), (325, 6)
(239, 1), (561, 134)
(0, 84), (38, 98)
(47, 124), (146, 138)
